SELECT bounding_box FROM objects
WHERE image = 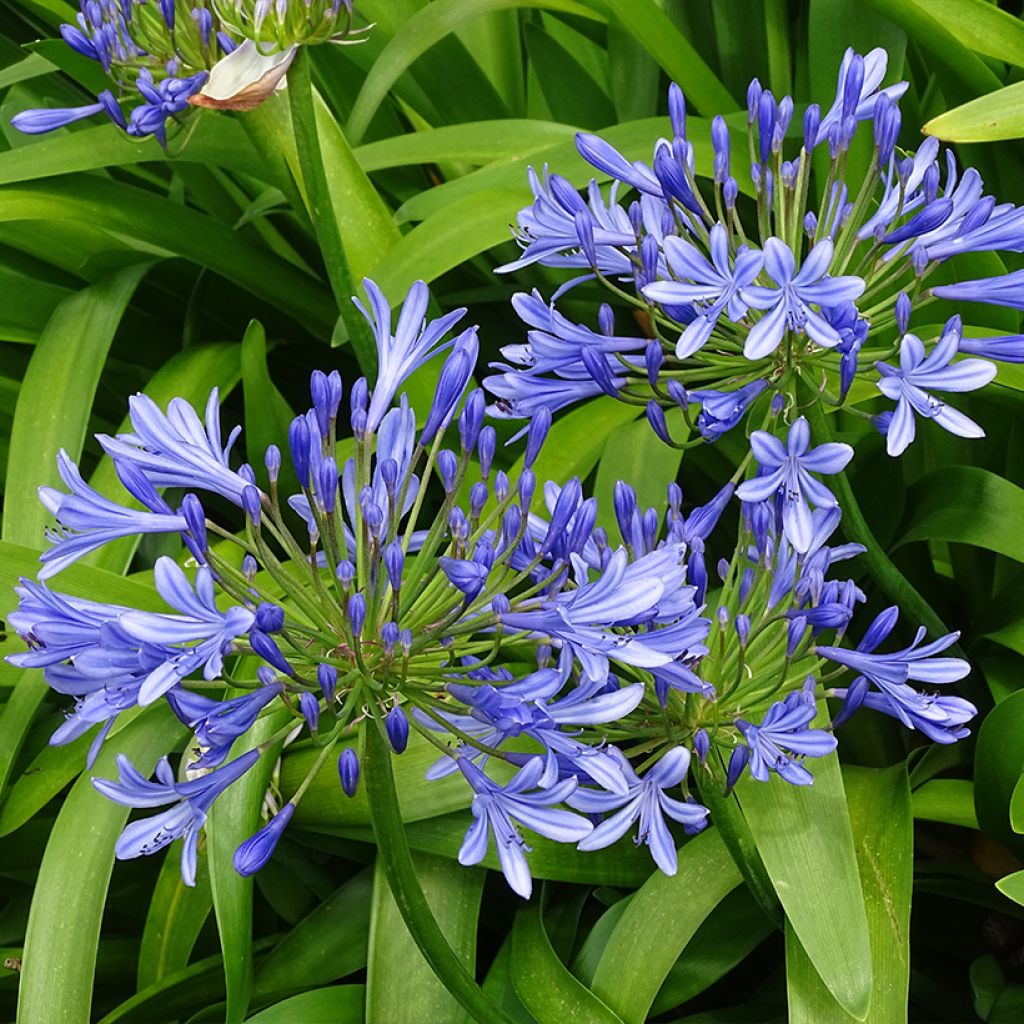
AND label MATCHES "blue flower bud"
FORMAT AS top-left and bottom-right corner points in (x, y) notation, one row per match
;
(582, 347), (620, 397)
(667, 380), (688, 409)
(723, 176), (738, 210)
(716, 559), (730, 583)
(241, 485), (262, 527)
(494, 470), (510, 503)
(338, 749), (360, 797)
(381, 621), (399, 653)
(747, 78), (762, 123)
(668, 81), (687, 139)
(255, 603), (284, 633)
(336, 560), (355, 588)
(349, 593), (366, 636)
(459, 389), (485, 452)
(525, 408), (551, 469)
(645, 340), (663, 386)
(379, 457), (399, 496)
(518, 469), (536, 511)
(726, 745), (749, 792)
(803, 102), (821, 150)
(239, 463), (256, 486)
(598, 304), (615, 337)
(350, 376), (368, 419)
(257, 666), (278, 686)
(771, 392), (785, 417)
(437, 449), (459, 492)
(567, 497), (597, 555)
(362, 501), (384, 536)
(399, 629), (413, 653)
(614, 481), (637, 545)
(575, 211), (598, 267)
(264, 445), (281, 484)
(317, 664), (337, 702)
(501, 506), (522, 549)
(717, 605), (730, 629)
(831, 675), (869, 728)
(804, 211), (818, 237)
(469, 482), (488, 519)
(180, 493), (207, 554)
(250, 629), (293, 675)
(384, 541), (404, 592)
(386, 706), (410, 753)
(420, 334), (478, 445)
(492, 594), (510, 616)
(233, 803), (294, 877)
(542, 478), (582, 554)
(787, 615), (808, 658)
(757, 89), (776, 164)
(478, 426), (497, 478)
(243, 555), (259, 582)
(735, 613), (750, 647)
(449, 507), (470, 542)
(645, 402), (672, 445)
(693, 729), (710, 765)
(711, 115), (730, 183)
(288, 416), (311, 486)
(319, 457), (339, 514)
(300, 691), (320, 732)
